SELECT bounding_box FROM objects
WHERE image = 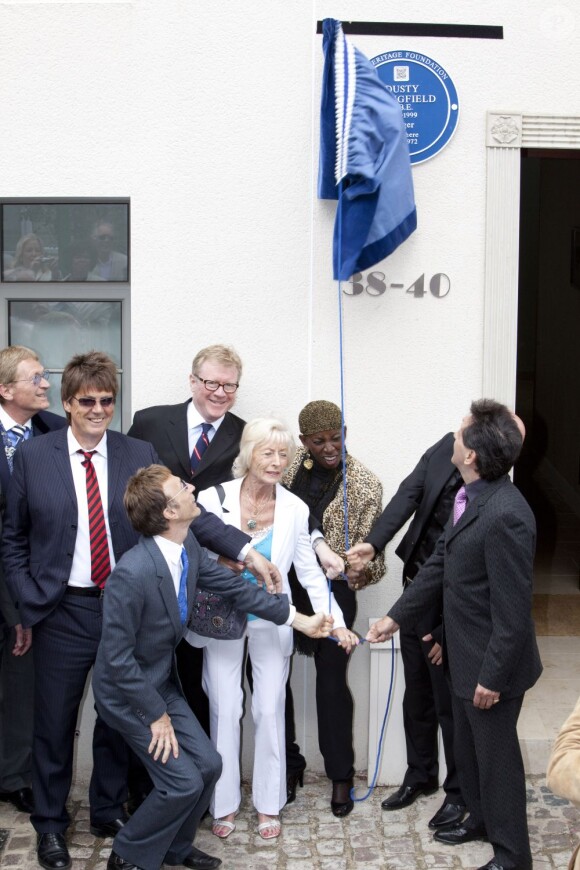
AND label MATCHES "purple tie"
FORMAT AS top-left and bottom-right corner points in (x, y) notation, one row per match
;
(453, 485), (468, 525)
